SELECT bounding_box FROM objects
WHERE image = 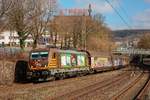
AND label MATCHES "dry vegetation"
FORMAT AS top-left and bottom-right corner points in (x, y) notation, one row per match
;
(138, 33), (150, 49)
(51, 14), (114, 52)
